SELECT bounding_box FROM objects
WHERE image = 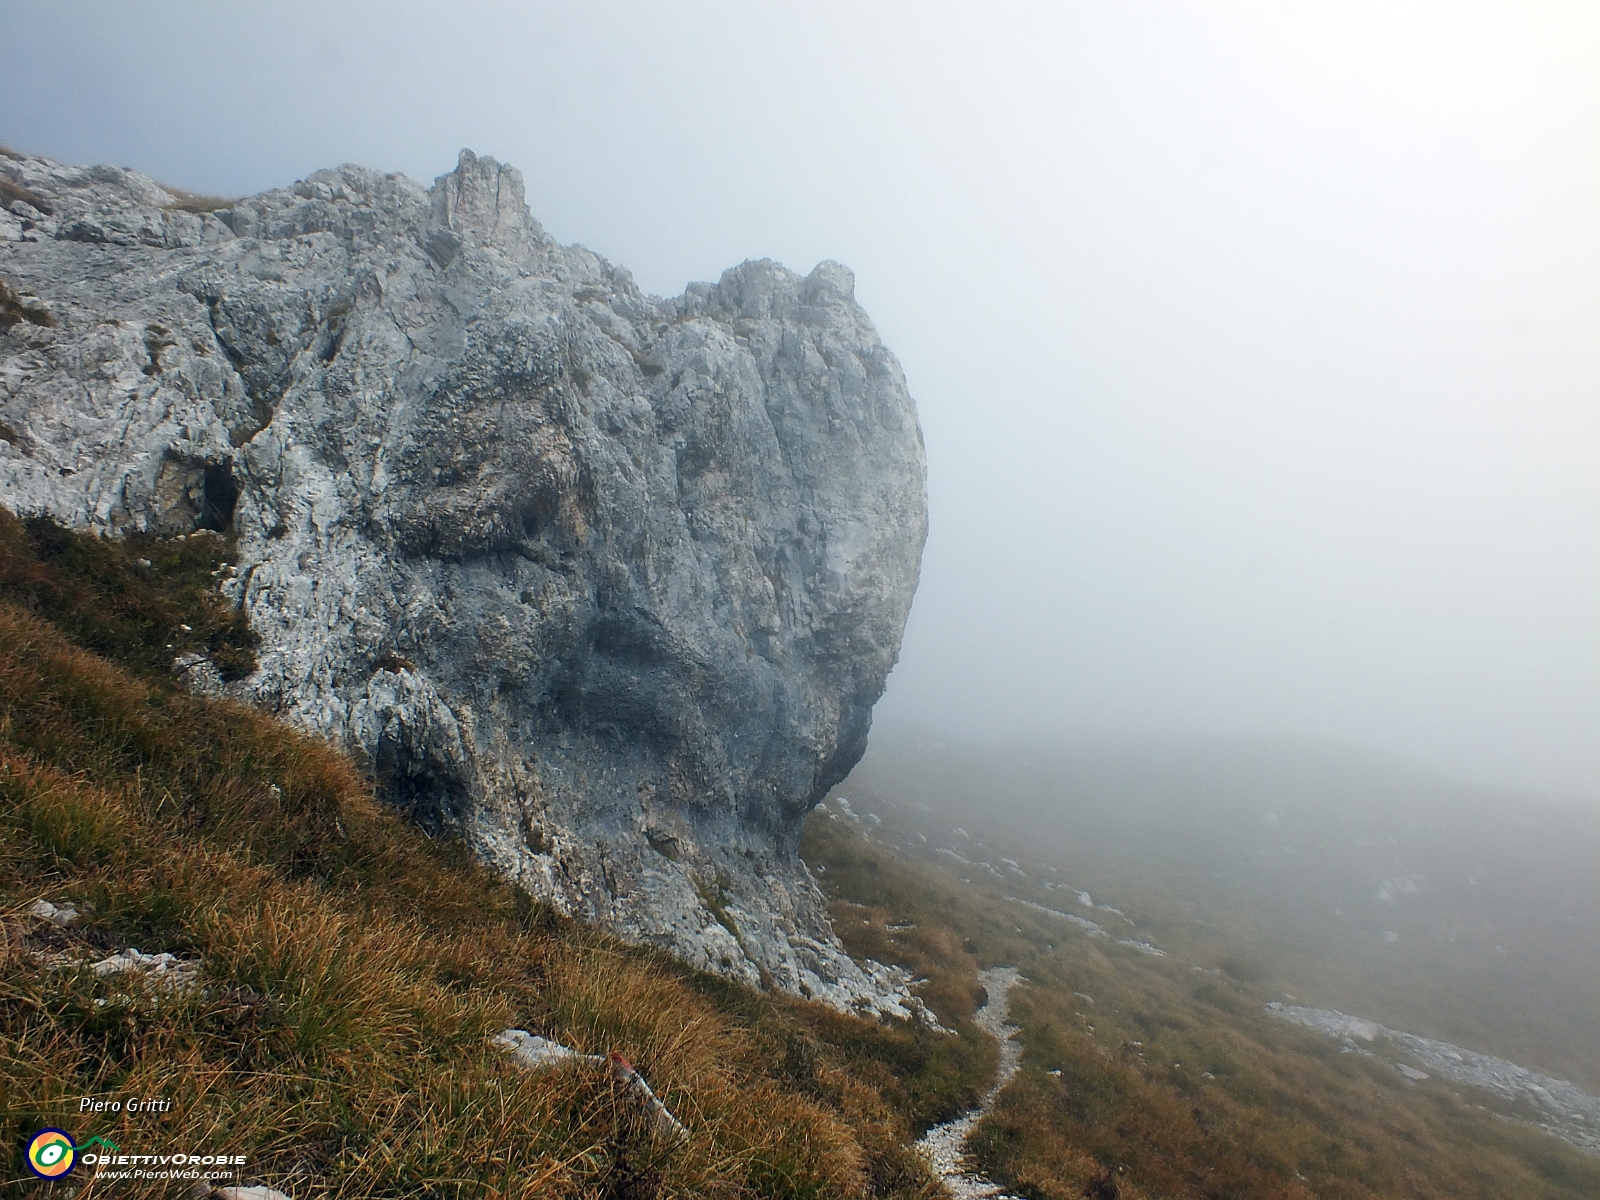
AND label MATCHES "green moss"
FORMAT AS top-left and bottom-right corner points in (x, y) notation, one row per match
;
(693, 870), (740, 942)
